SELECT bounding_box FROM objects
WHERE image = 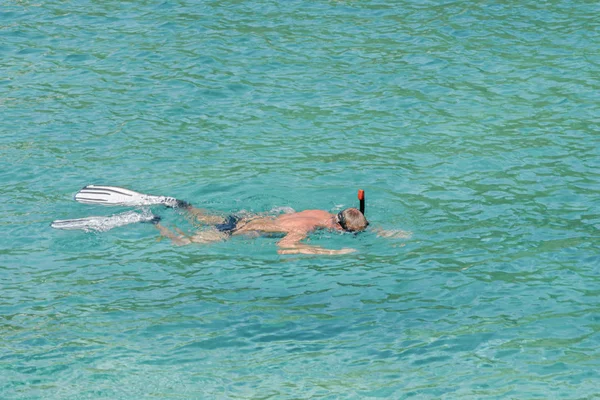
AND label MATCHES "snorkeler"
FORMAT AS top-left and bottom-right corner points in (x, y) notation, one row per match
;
(52, 185), (369, 255)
